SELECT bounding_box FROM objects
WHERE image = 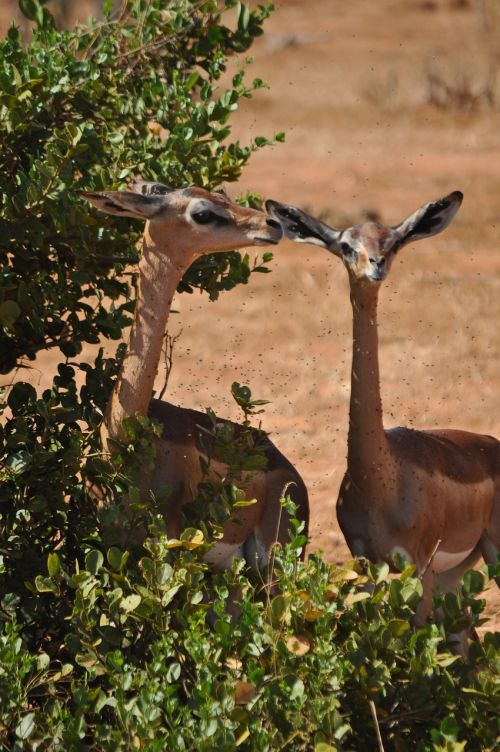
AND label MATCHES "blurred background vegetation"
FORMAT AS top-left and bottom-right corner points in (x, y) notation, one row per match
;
(2, 0), (115, 33)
